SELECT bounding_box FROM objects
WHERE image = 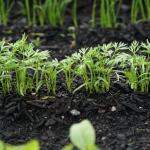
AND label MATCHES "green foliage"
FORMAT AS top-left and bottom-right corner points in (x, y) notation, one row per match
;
(144, 0), (150, 21)
(72, 0), (78, 27)
(131, 0), (146, 23)
(70, 120), (96, 150)
(100, 0), (118, 28)
(63, 120), (99, 150)
(45, 0), (71, 27)
(22, 0), (71, 26)
(24, 0), (46, 26)
(1, 0), (150, 27)
(60, 56), (77, 93)
(91, 0), (97, 28)
(41, 59), (59, 95)
(0, 140), (39, 150)
(130, 0), (150, 23)
(0, 35), (49, 96)
(125, 57), (150, 92)
(0, 36), (150, 95)
(74, 47), (112, 93)
(0, 0), (13, 25)
(108, 41), (150, 92)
